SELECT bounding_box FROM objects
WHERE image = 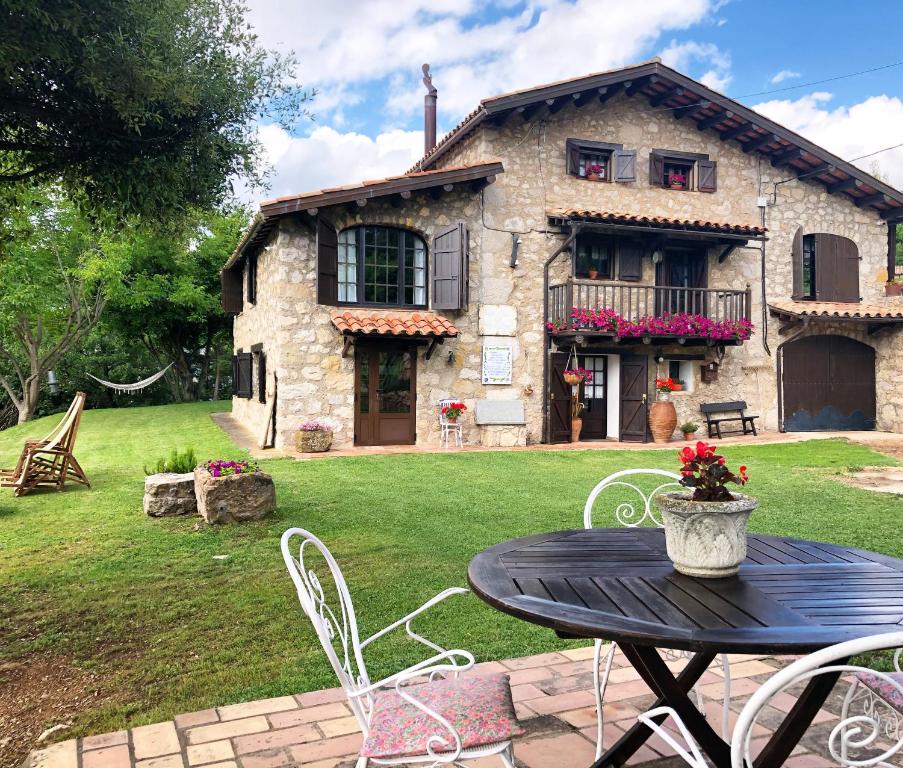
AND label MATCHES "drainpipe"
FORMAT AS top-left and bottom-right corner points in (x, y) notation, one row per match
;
(422, 63), (437, 155)
(542, 224), (580, 443)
